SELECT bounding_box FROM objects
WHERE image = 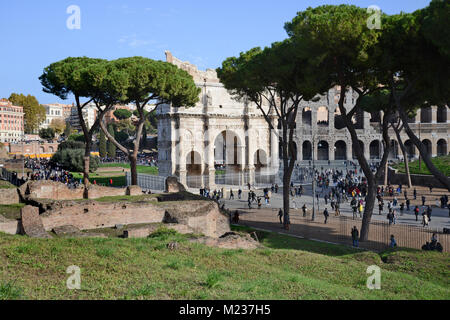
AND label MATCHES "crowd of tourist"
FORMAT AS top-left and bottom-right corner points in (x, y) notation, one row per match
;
(24, 158), (80, 188)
